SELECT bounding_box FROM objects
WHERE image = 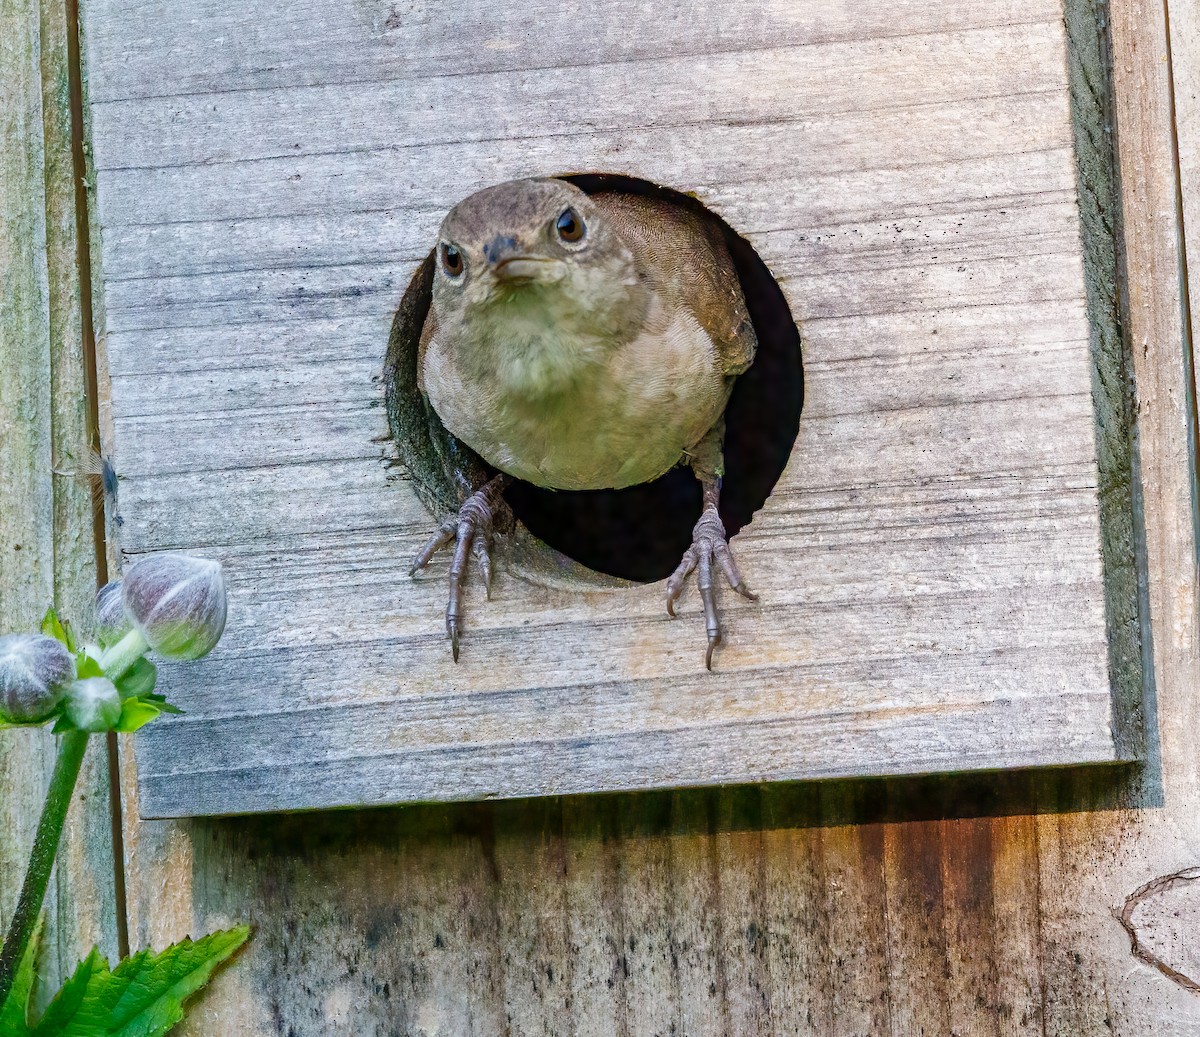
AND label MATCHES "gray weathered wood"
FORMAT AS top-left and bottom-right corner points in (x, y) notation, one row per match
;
(0, 0), (118, 997)
(41, 0), (1200, 1033)
(80, 0), (1143, 817)
(1170, 0), (1200, 459)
